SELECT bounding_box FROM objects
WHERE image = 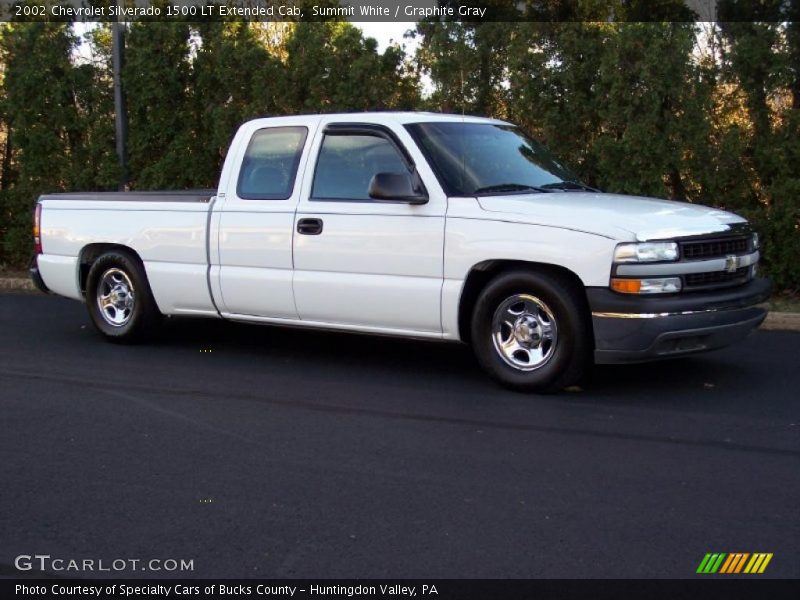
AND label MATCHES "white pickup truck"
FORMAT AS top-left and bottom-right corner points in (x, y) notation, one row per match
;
(30, 112), (770, 391)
